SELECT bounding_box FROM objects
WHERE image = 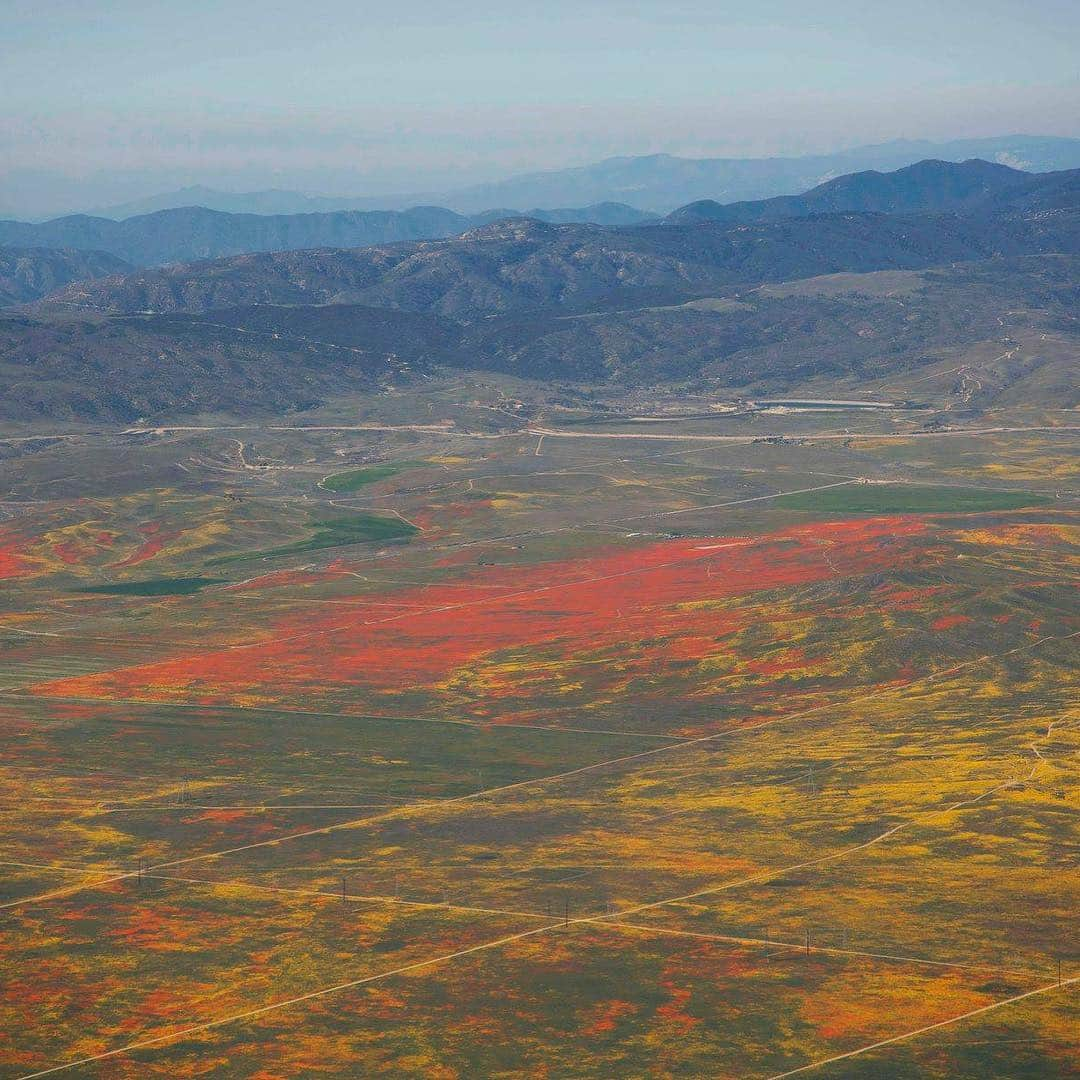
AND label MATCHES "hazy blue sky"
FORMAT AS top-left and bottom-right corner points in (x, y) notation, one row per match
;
(3, 0), (1079, 214)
